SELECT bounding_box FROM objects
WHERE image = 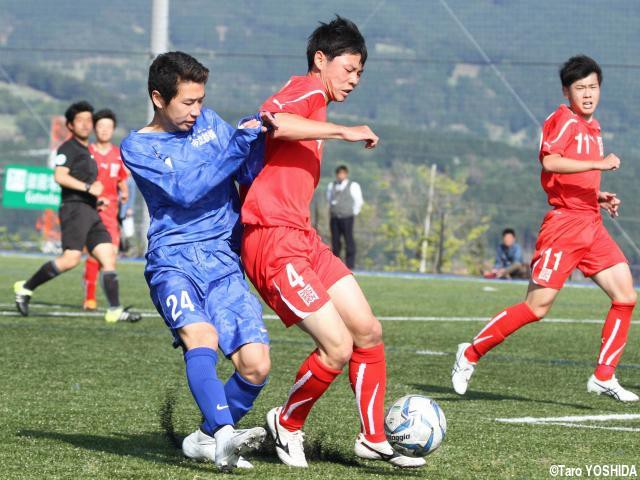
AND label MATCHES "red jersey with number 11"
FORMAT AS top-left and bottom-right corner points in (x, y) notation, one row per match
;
(539, 104), (603, 213)
(242, 75), (328, 230)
